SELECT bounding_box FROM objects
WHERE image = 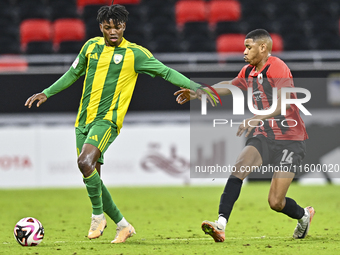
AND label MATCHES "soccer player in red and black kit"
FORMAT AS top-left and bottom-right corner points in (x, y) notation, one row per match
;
(174, 29), (315, 242)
